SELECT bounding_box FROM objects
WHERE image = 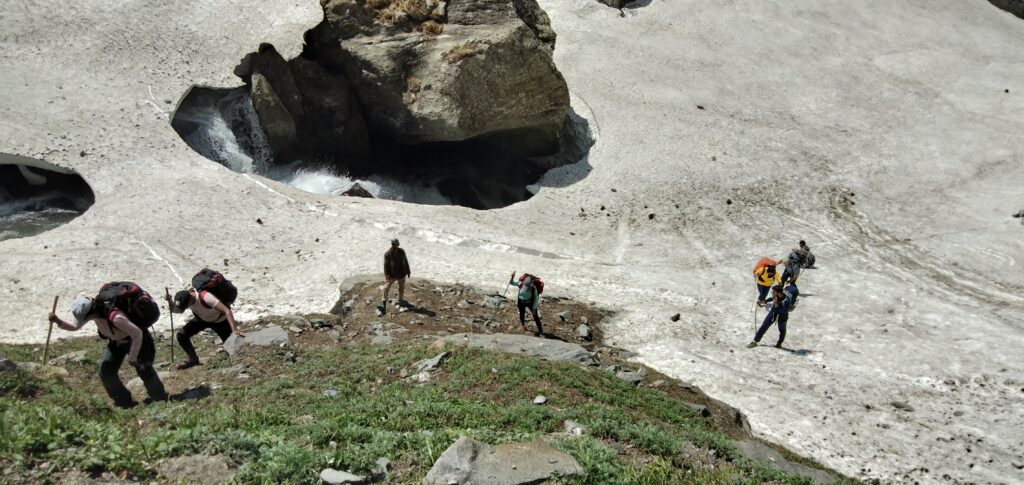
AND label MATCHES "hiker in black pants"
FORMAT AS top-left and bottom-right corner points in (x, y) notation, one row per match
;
(509, 272), (544, 337)
(49, 295), (168, 408)
(170, 288), (244, 369)
(748, 285), (792, 348)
